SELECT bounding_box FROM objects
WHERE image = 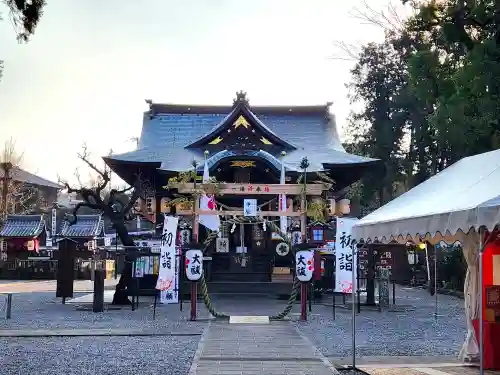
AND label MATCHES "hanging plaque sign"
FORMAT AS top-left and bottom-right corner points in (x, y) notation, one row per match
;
(179, 229), (191, 245)
(243, 199), (257, 217)
(216, 238), (229, 253)
(51, 208), (57, 237)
